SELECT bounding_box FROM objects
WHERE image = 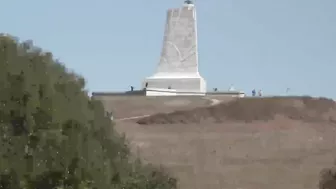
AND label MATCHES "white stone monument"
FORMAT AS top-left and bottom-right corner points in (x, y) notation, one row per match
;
(143, 0), (206, 95)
